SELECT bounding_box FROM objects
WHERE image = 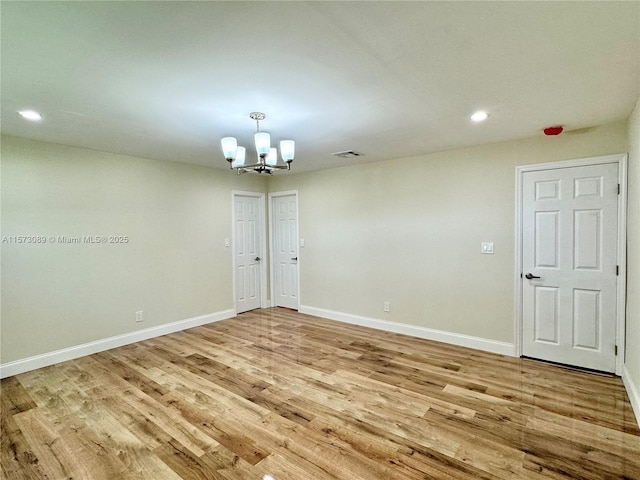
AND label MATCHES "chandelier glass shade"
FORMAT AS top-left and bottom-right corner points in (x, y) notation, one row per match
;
(231, 146), (246, 169)
(221, 112), (295, 174)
